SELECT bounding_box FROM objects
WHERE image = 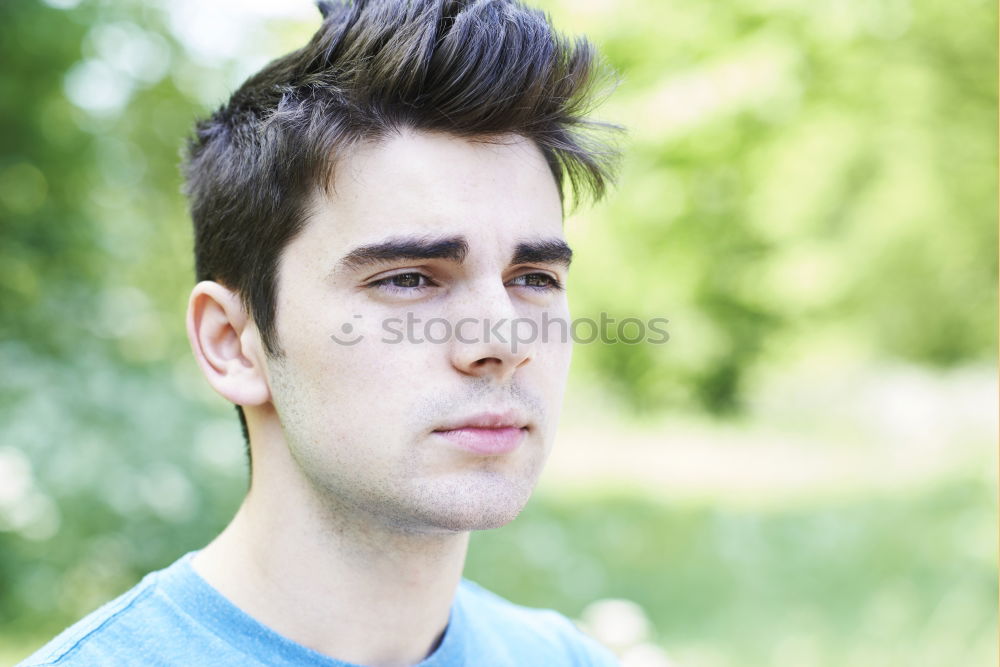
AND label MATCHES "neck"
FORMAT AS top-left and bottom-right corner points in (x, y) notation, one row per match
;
(191, 452), (469, 667)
